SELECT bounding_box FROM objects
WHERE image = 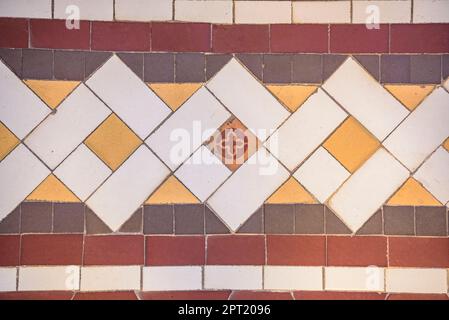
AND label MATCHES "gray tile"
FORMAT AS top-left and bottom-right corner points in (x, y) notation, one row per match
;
(292, 54), (322, 83)
(295, 204), (324, 234)
(21, 202), (52, 233)
(206, 54), (232, 80)
(443, 55), (449, 80)
(410, 55), (441, 84)
(322, 54), (346, 81)
(237, 207), (264, 234)
(119, 208), (143, 233)
(144, 53), (174, 82)
(0, 48), (22, 77)
(54, 50), (85, 81)
(415, 206), (447, 236)
(264, 204), (294, 234)
(356, 209), (383, 235)
(354, 55), (380, 80)
(264, 54), (292, 83)
(175, 53), (205, 83)
(325, 206), (351, 234)
(381, 55), (410, 83)
(85, 207), (112, 234)
(236, 54), (263, 80)
(0, 206), (20, 234)
(384, 206), (415, 235)
(22, 49), (53, 80)
(143, 205), (173, 234)
(85, 51), (112, 79)
(205, 206), (230, 234)
(53, 203), (84, 233)
(174, 204), (204, 234)
(117, 52), (144, 80)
